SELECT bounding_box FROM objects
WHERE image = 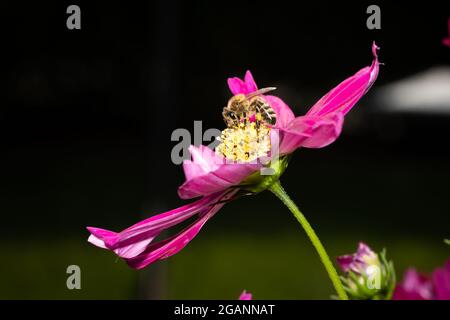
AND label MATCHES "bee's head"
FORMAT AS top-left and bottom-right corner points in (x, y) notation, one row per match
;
(223, 94), (249, 127)
(224, 110), (237, 122)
